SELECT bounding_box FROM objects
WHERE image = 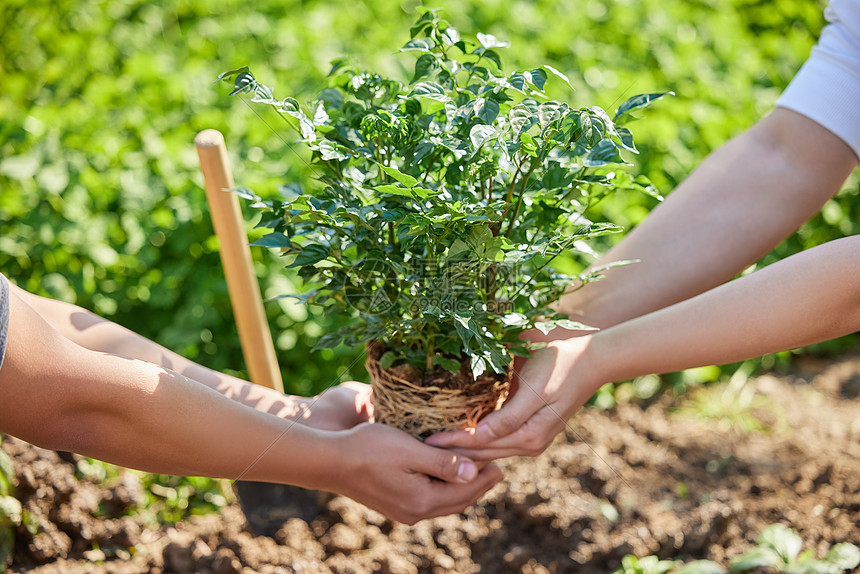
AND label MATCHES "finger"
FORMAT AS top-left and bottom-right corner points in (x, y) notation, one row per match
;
(348, 382), (373, 421)
(410, 442), (483, 484)
(419, 464), (504, 520)
(427, 373), (547, 448)
(431, 408), (568, 461)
